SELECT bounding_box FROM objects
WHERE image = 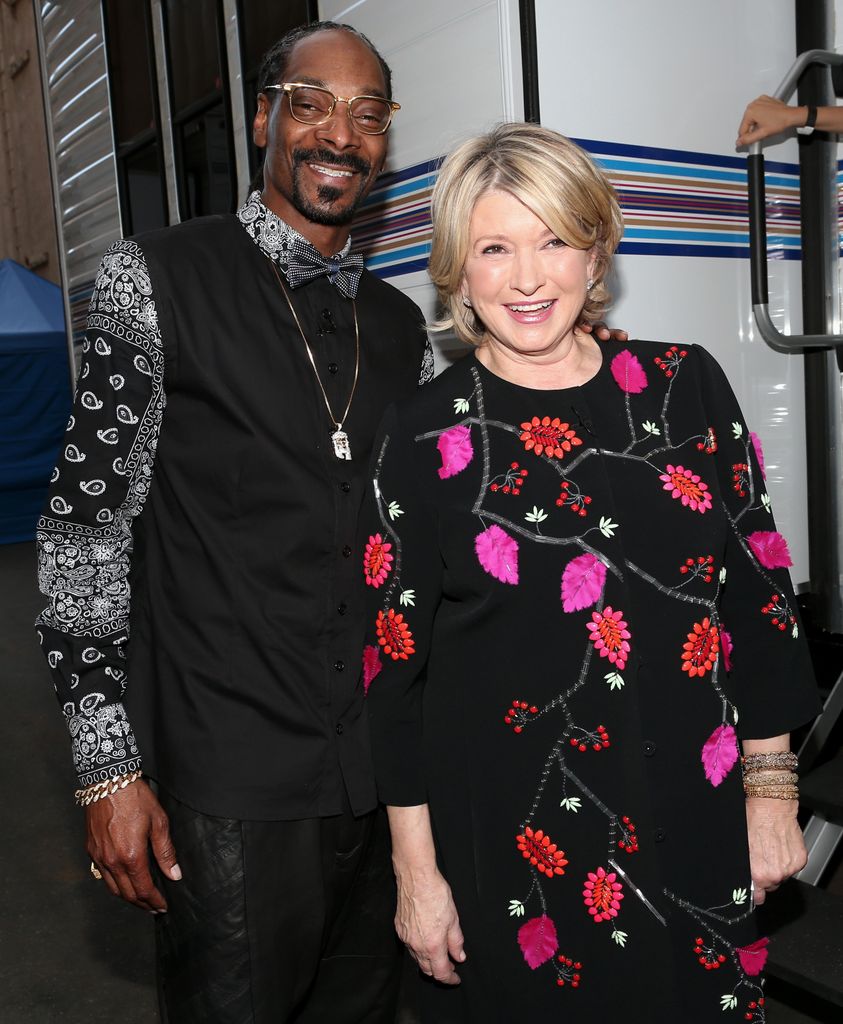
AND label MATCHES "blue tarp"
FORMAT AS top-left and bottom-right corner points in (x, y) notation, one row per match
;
(0, 259), (71, 544)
